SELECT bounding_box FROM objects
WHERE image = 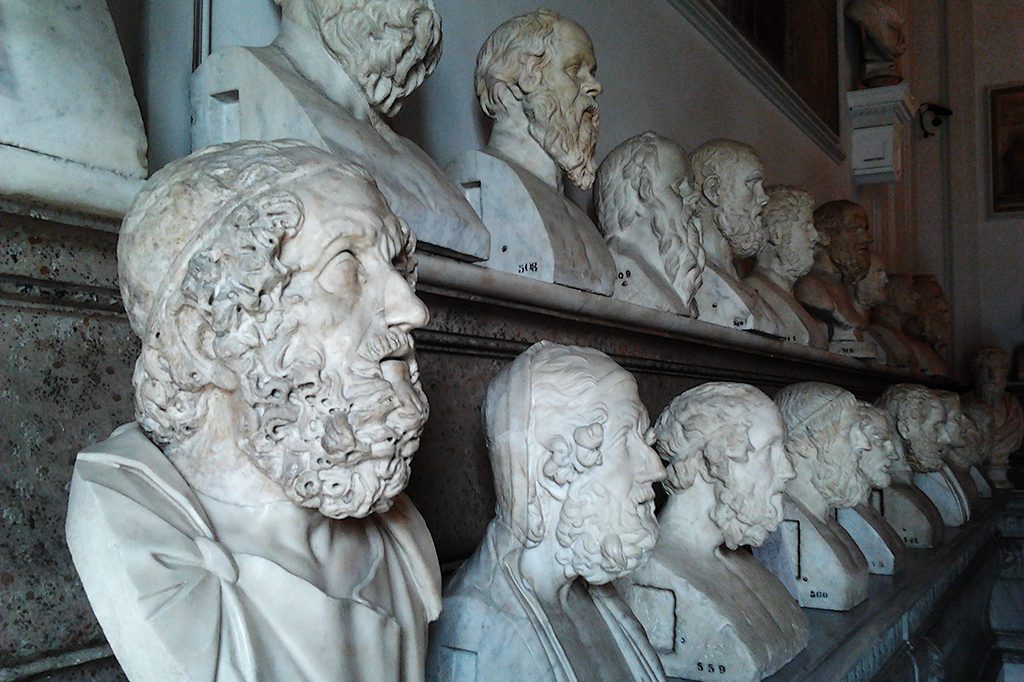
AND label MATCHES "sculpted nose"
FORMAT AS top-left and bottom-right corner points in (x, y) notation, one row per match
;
(640, 445), (668, 484)
(584, 75), (603, 98)
(384, 271), (429, 332)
